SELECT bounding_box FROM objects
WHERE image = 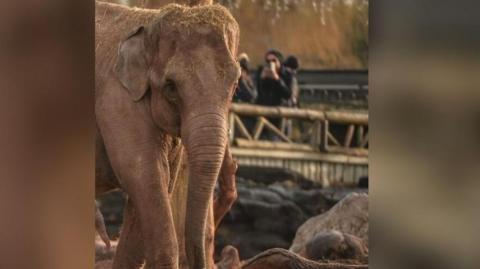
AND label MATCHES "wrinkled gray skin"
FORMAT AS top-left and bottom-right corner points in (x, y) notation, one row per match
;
(95, 2), (240, 269)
